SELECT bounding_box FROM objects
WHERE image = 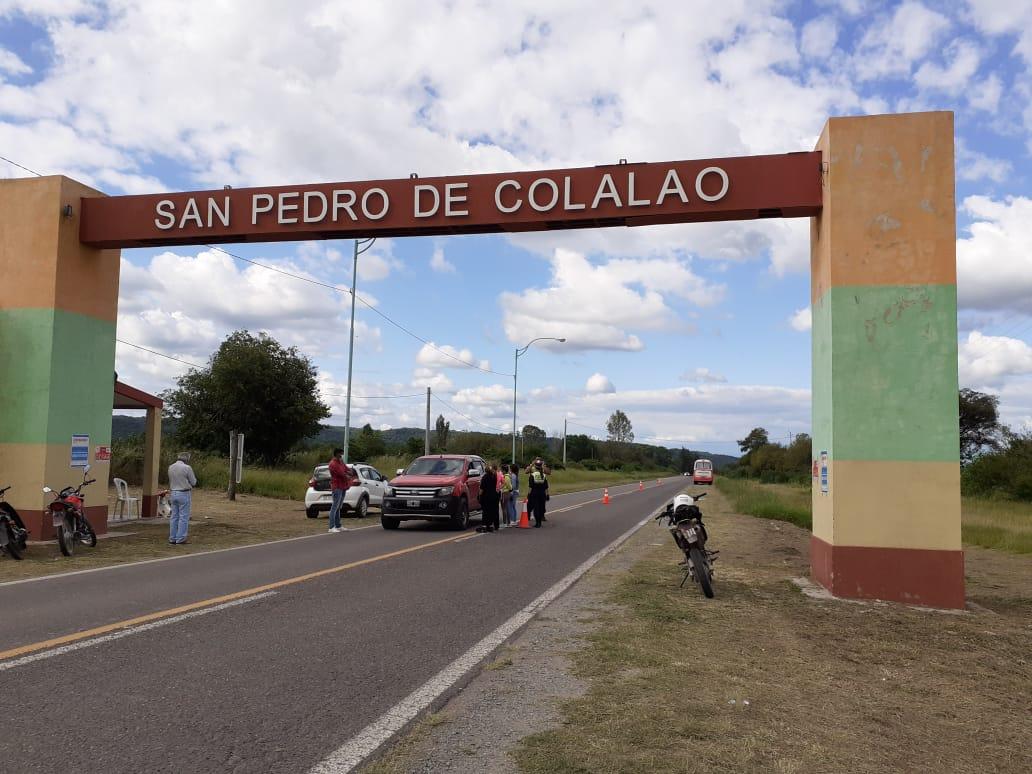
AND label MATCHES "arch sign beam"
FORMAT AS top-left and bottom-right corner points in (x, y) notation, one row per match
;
(1, 111), (963, 609)
(79, 152), (821, 248)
